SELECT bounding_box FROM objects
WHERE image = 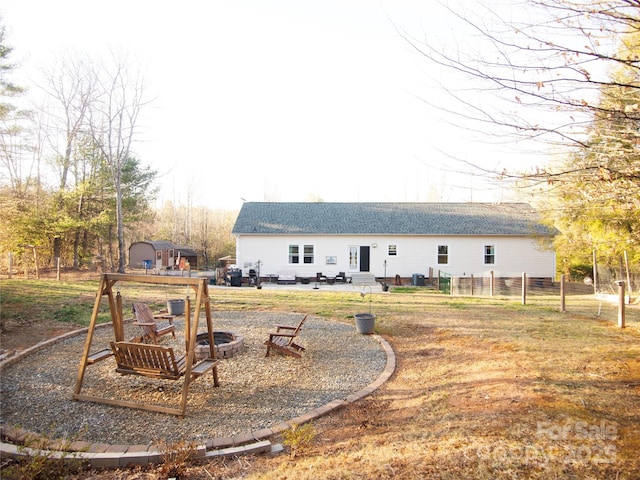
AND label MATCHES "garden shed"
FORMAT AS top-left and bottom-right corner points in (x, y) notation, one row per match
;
(129, 241), (198, 270)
